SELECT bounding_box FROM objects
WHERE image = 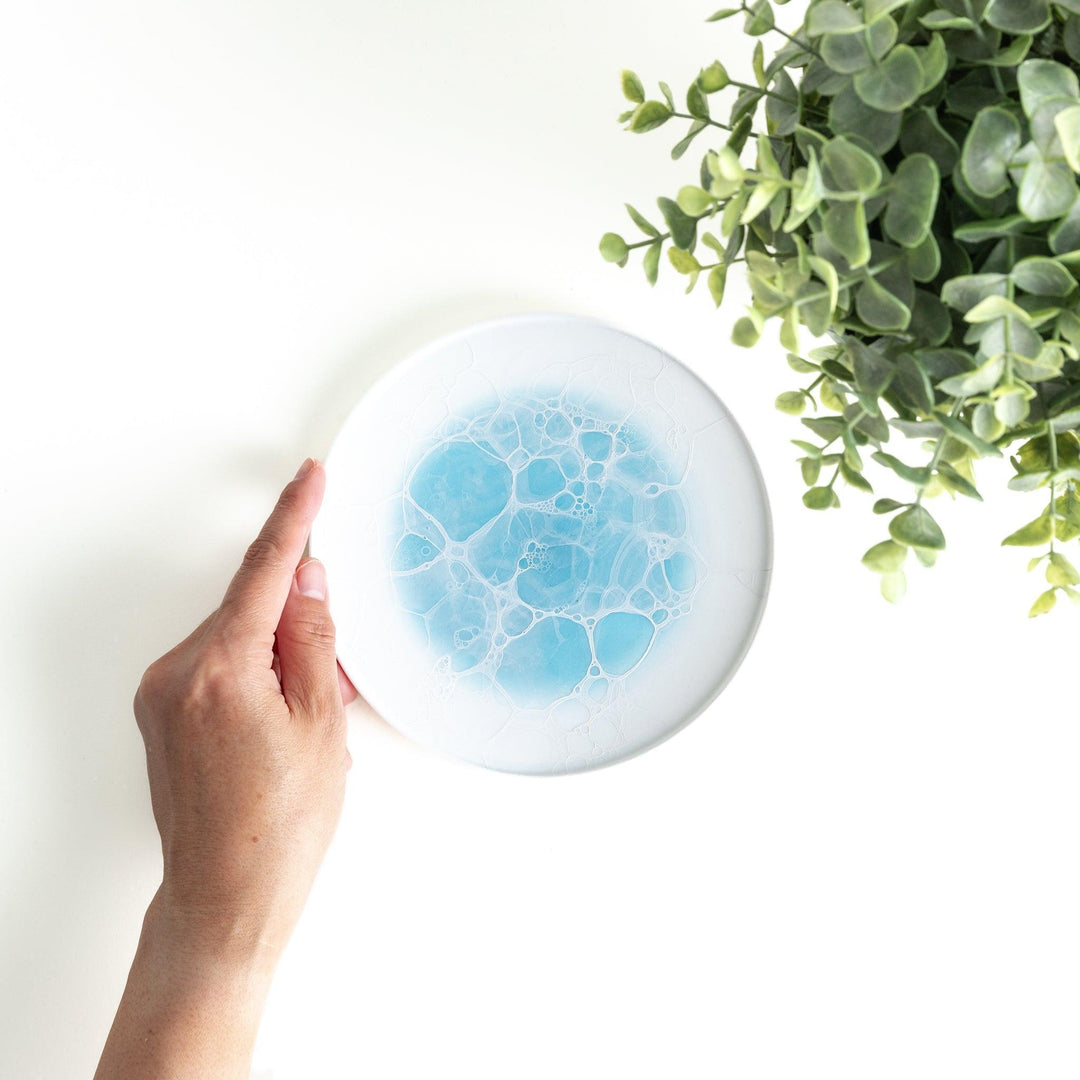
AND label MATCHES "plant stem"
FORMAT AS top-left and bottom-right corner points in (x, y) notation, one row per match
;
(737, 1), (825, 60)
(627, 233), (671, 250)
(916, 398), (967, 506)
(728, 78), (800, 106)
(670, 111), (732, 132)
